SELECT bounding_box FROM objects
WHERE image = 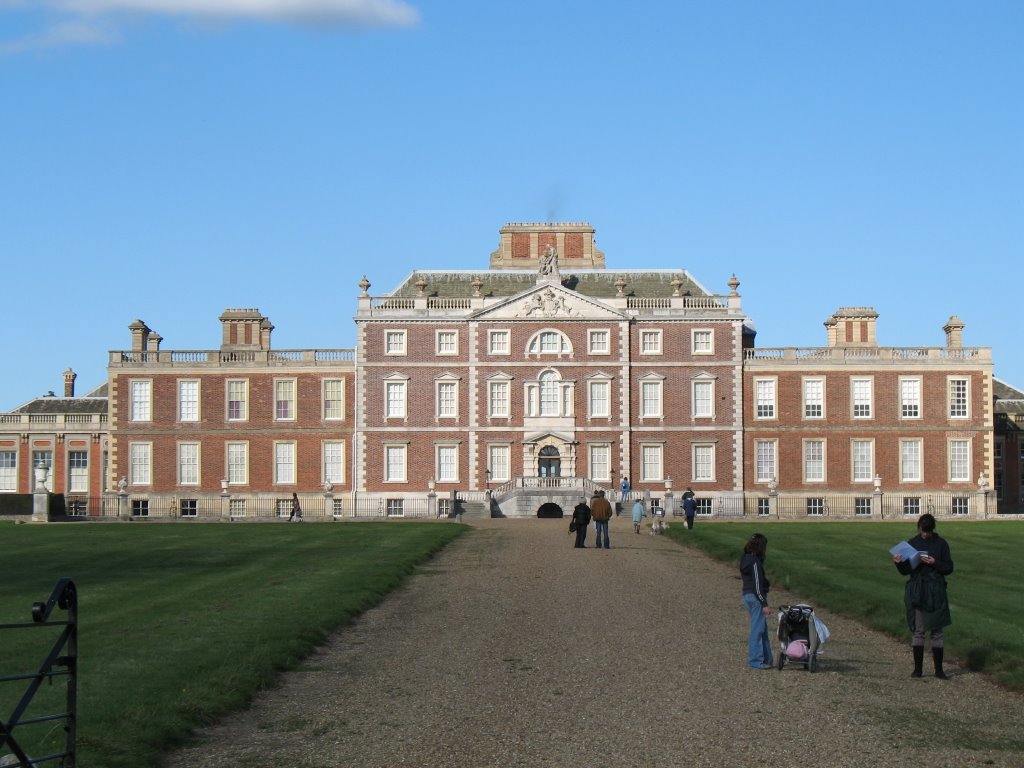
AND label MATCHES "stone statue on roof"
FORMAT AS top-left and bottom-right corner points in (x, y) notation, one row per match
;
(538, 244), (559, 276)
